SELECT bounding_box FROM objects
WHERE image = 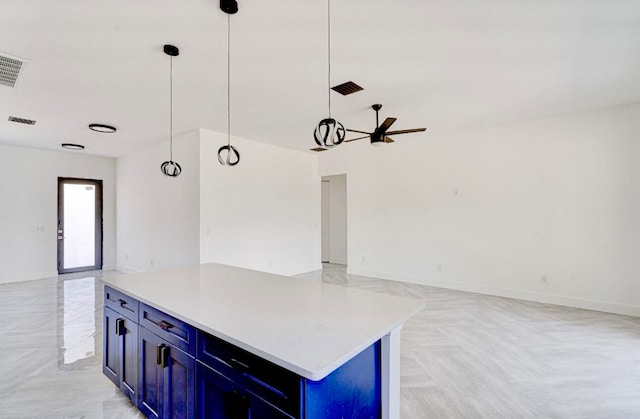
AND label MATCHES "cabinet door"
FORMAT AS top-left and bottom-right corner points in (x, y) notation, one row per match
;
(164, 342), (195, 419)
(120, 316), (138, 403)
(139, 327), (164, 419)
(197, 362), (249, 418)
(248, 396), (293, 419)
(196, 362), (292, 419)
(103, 307), (120, 387)
(139, 326), (195, 419)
